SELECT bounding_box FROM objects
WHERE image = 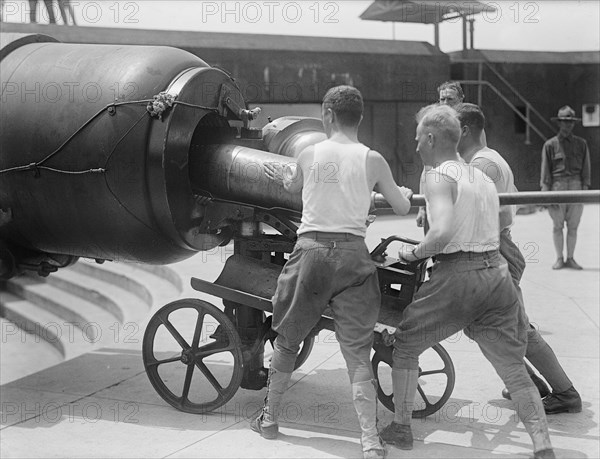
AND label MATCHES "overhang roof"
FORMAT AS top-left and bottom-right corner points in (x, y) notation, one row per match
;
(450, 49), (600, 65)
(0, 22), (445, 57)
(360, 0), (496, 24)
